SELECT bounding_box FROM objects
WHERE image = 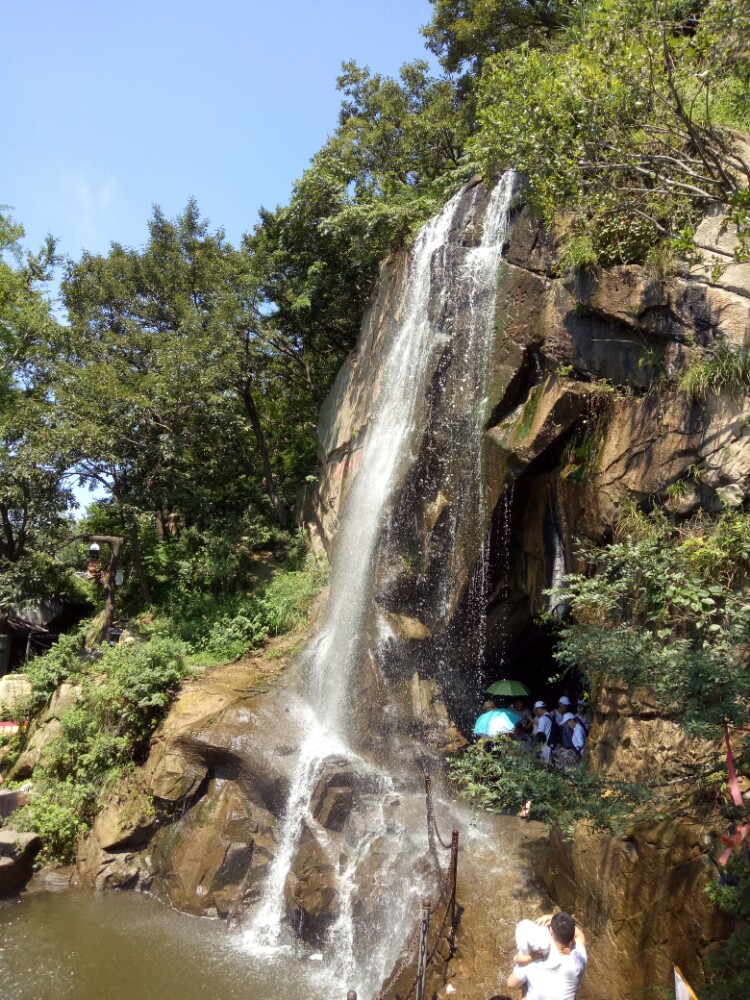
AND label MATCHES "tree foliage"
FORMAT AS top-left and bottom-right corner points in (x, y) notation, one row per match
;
(469, 0), (750, 263)
(554, 509), (750, 737)
(423, 0), (575, 74)
(0, 211), (74, 614)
